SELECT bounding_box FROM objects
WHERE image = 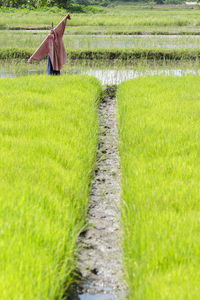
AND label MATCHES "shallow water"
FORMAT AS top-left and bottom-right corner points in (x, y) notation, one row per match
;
(1, 31), (200, 49)
(79, 293), (117, 300)
(1, 59), (200, 84)
(77, 285), (118, 300)
(1, 65), (200, 85)
(79, 69), (200, 85)
(63, 34), (200, 50)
